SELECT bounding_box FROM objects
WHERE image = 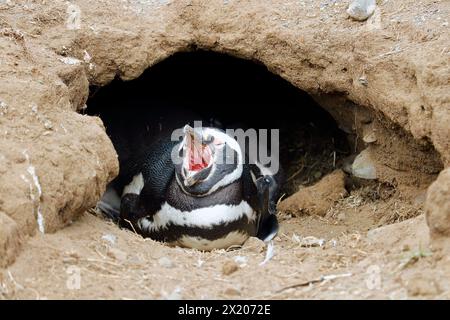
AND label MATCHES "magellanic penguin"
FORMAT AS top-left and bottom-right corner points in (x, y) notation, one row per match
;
(98, 124), (282, 251)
